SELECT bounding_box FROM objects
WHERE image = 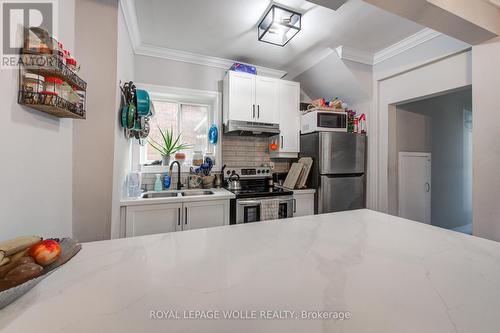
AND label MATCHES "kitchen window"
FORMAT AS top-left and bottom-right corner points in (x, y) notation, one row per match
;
(133, 84), (222, 172)
(143, 101), (210, 164)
